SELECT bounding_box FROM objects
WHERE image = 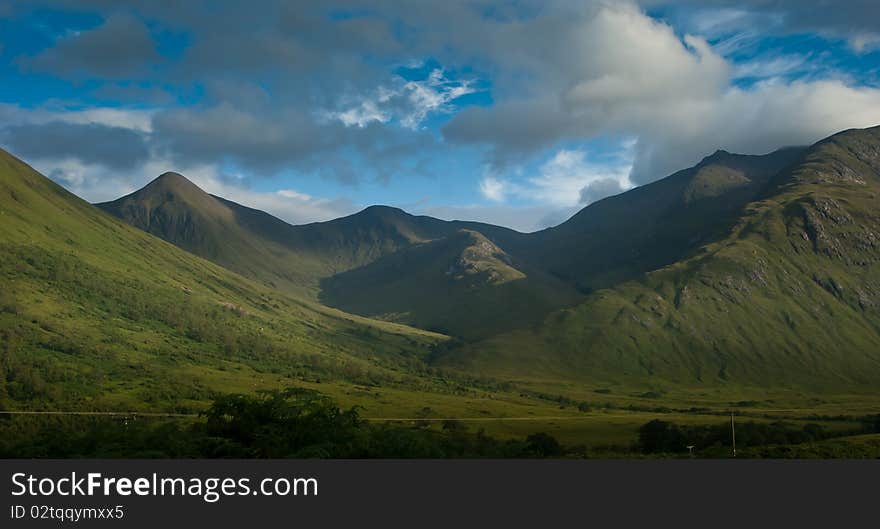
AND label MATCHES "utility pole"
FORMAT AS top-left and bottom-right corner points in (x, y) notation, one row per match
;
(730, 411), (736, 458)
